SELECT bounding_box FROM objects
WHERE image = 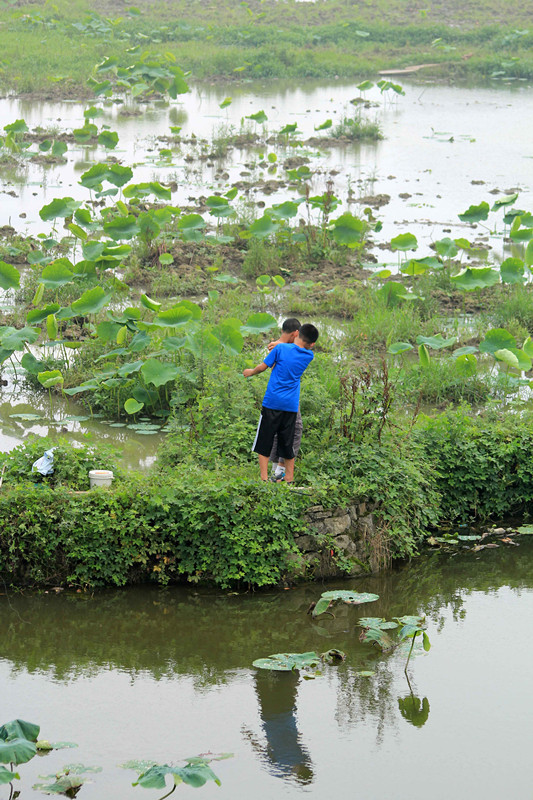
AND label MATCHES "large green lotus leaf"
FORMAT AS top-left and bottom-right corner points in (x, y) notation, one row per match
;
(103, 215), (139, 241)
(63, 379), (100, 395)
(458, 201), (490, 222)
(390, 232), (418, 252)
(523, 337), (533, 358)
(79, 163), (109, 190)
(104, 164), (133, 187)
(26, 304), (61, 325)
(0, 738), (37, 765)
(96, 321), (121, 342)
(98, 243), (131, 263)
(0, 766), (19, 784)
(0, 720), (39, 743)
(124, 398), (143, 414)
(82, 241), (106, 262)
(1, 326), (39, 351)
(185, 329), (221, 359)
(450, 267), (499, 291)
(375, 282), (415, 307)
(269, 201), (299, 220)
(39, 197), (81, 221)
(247, 110), (268, 124)
(0, 260), (20, 290)
(387, 342), (413, 355)
(41, 259), (74, 289)
(117, 360), (143, 377)
(492, 192), (518, 210)
(312, 590), (379, 617)
(178, 214), (205, 232)
(253, 651), (321, 671)
(434, 237), (458, 259)
(401, 259), (428, 275)
(132, 384), (159, 406)
(129, 331), (151, 352)
(4, 119), (28, 133)
(517, 525), (533, 535)
(241, 313), (277, 335)
(162, 336), (187, 353)
(179, 300), (202, 321)
(206, 196), (234, 218)
(508, 348), (531, 371)
(134, 762), (220, 790)
(156, 306), (193, 327)
(500, 257), (525, 284)
(21, 352), (46, 374)
(213, 273), (240, 284)
(494, 348), (520, 368)
(243, 214), (280, 240)
(415, 334), (456, 350)
(98, 130), (119, 149)
(509, 217), (533, 242)
(360, 627), (396, 651)
(331, 213), (365, 247)
(38, 369), (64, 389)
(479, 328), (516, 355)
(359, 618), (399, 630)
(140, 295), (161, 312)
(279, 122), (298, 135)
(455, 353), (477, 377)
(212, 321), (243, 354)
(141, 359), (179, 387)
(71, 287), (110, 315)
